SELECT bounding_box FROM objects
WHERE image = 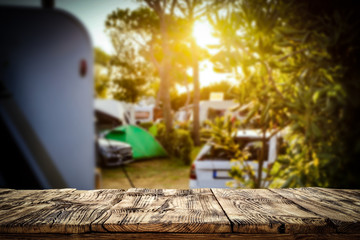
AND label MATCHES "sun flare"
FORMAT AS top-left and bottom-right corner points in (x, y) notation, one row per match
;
(176, 61), (238, 94)
(193, 20), (219, 48)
